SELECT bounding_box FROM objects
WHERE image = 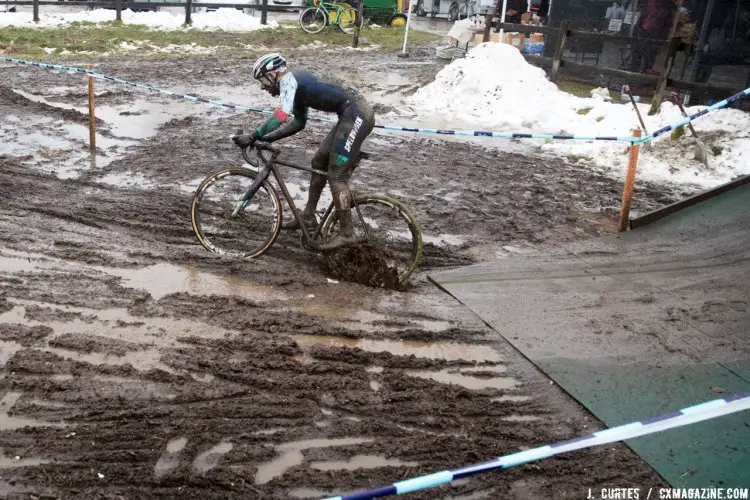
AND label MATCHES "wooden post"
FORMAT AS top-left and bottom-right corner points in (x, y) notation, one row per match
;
(115, 0), (122, 22)
(185, 0), (193, 25)
(482, 12), (492, 42)
(550, 20), (569, 83)
(648, 36), (680, 115)
(618, 129), (642, 232)
(261, 0), (268, 25)
(87, 64), (96, 156)
(483, 0), (501, 43)
(352, 0), (365, 48)
(33, 0), (39, 22)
